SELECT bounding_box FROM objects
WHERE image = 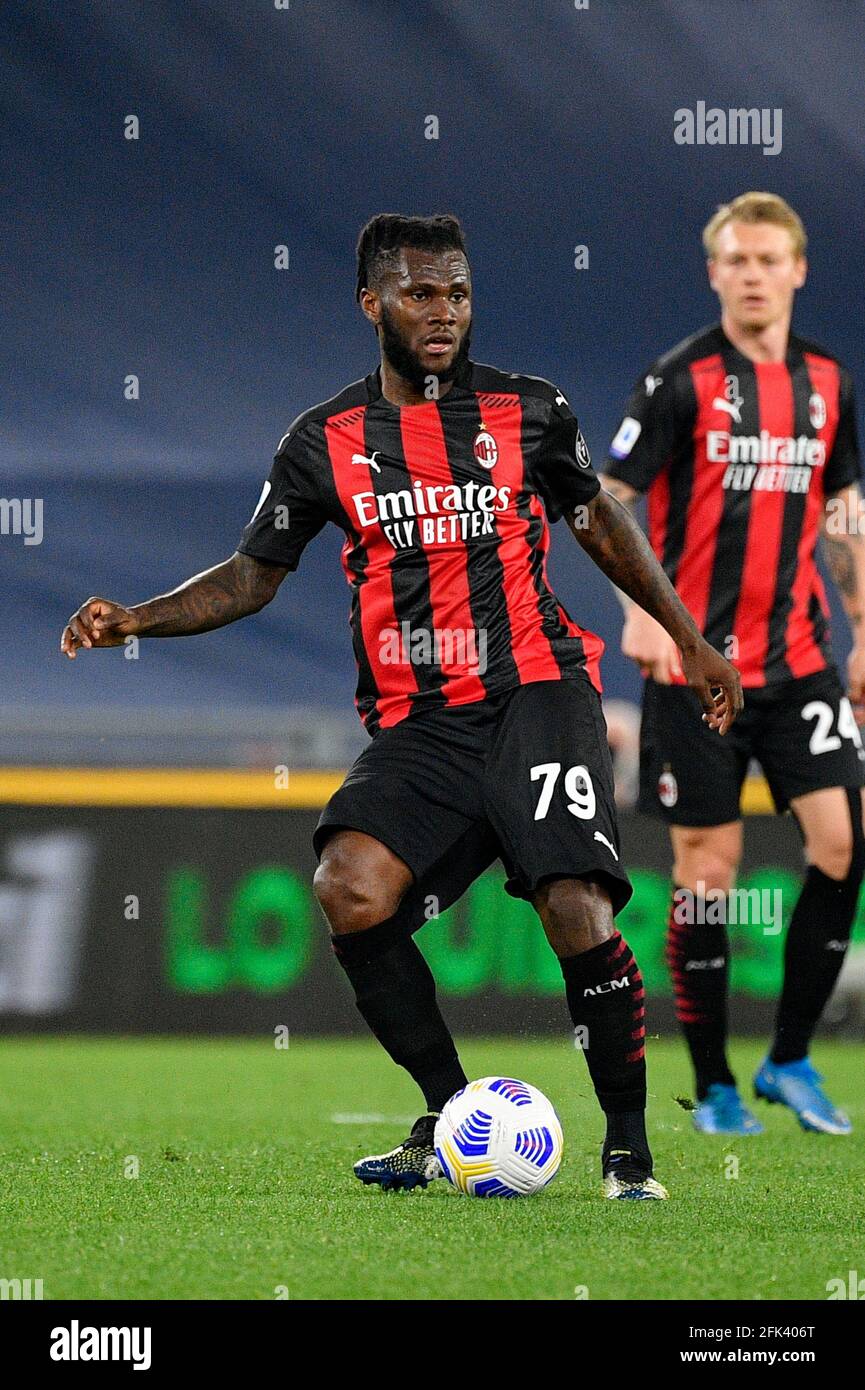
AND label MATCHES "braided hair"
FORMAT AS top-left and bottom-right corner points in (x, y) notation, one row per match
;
(355, 213), (467, 302)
